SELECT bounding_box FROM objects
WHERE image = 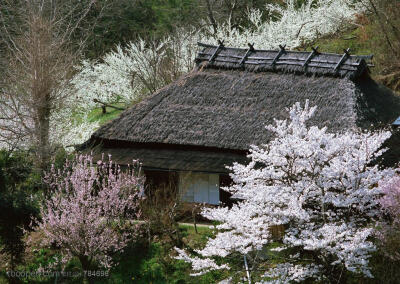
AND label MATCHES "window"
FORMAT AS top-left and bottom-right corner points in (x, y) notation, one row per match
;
(179, 172), (219, 205)
(393, 116), (400, 126)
